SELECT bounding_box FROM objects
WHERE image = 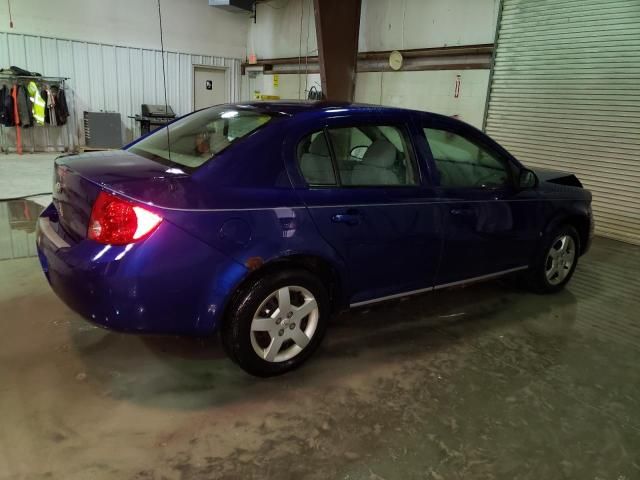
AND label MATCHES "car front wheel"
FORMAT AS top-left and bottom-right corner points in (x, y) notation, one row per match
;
(221, 269), (329, 377)
(526, 225), (580, 293)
